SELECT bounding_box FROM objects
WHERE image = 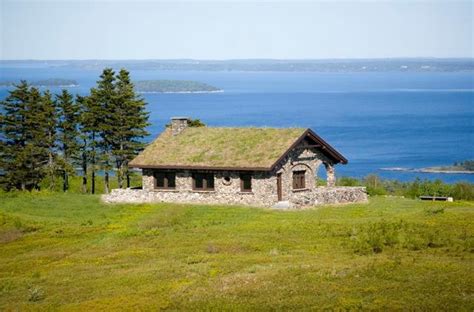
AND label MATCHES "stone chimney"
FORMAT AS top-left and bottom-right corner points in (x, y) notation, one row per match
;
(170, 117), (189, 135)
